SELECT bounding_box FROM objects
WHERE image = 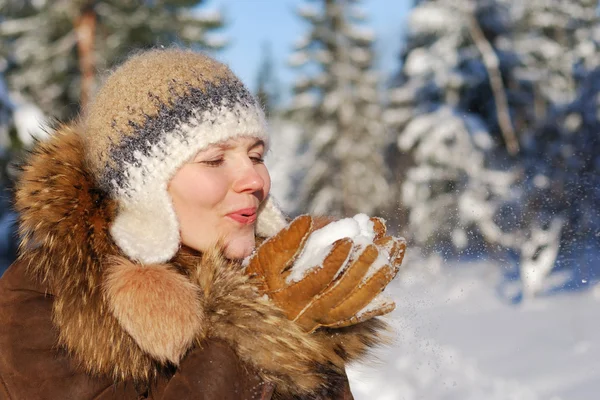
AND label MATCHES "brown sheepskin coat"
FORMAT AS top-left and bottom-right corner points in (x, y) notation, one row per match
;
(0, 125), (387, 399)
